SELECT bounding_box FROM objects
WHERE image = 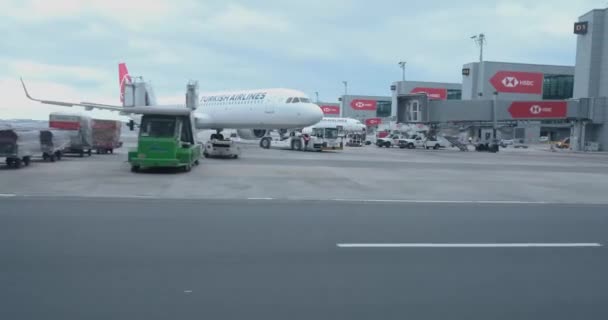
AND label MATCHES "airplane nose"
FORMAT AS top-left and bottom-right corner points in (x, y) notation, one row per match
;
(305, 103), (324, 125)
